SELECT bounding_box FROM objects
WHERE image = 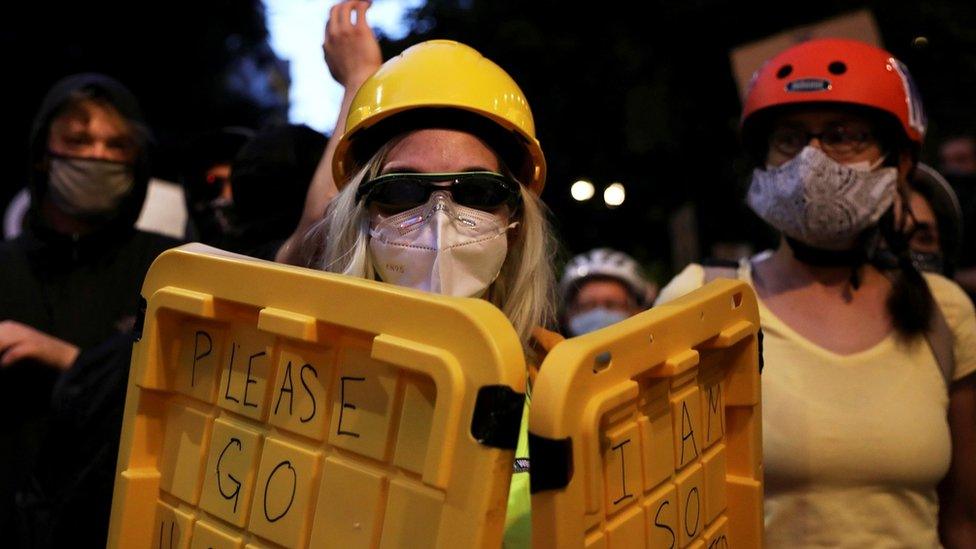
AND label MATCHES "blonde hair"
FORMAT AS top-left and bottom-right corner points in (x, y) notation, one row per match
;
(303, 146), (558, 358)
